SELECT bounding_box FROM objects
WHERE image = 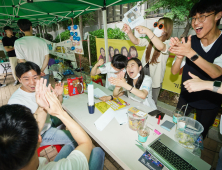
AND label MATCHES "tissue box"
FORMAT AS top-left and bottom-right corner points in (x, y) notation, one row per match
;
(67, 77), (84, 96)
